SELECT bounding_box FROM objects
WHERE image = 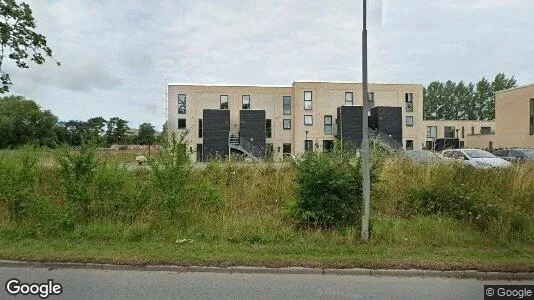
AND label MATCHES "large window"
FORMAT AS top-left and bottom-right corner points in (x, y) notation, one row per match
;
(426, 126), (437, 139)
(406, 140), (414, 150)
(266, 119), (272, 138)
(220, 95), (228, 109)
(283, 119), (291, 130)
(178, 118), (186, 129)
(405, 93), (414, 112)
(368, 92), (375, 109)
(304, 91), (312, 110)
(406, 116), (414, 127)
(444, 126), (455, 138)
(530, 99), (534, 135)
(283, 96), (291, 115)
(324, 115), (333, 135)
(198, 119), (202, 138)
(242, 95), (250, 109)
(178, 94), (186, 114)
(345, 92), (353, 106)
(196, 144), (202, 162)
(480, 127), (492, 134)
(304, 140), (313, 151)
(283, 143), (292, 157)
(304, 115), (313, 126)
